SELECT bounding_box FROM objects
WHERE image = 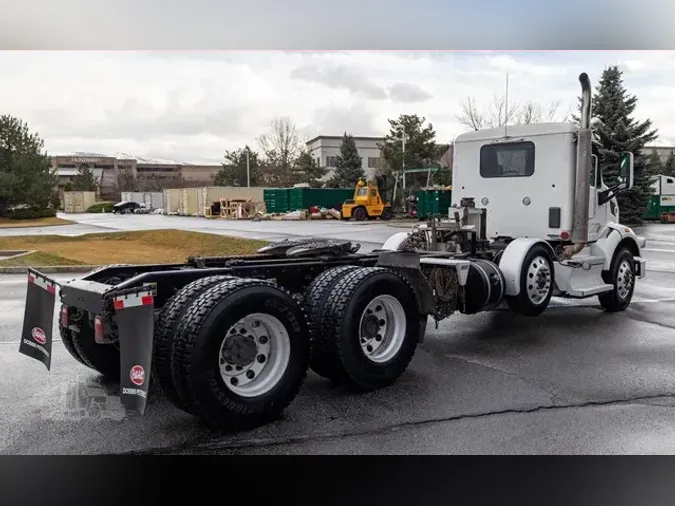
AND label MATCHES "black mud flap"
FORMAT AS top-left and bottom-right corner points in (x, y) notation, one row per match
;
(19, 269), (58, 371)
(113, 287), (155, 415)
